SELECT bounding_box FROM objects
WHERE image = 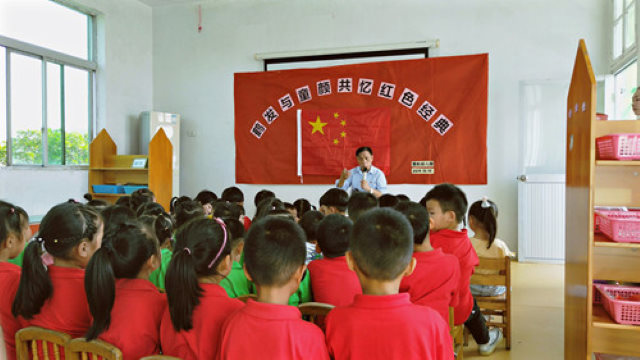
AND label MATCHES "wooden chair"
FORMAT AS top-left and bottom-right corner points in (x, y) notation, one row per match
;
(15, 326), (72, 360)
(140, 356), (182, 360)
(449, 307), (465, 359)
(67, 338), (123, 360)
(236, 294), (257, 303)
(465, 256), (512, 350)
(298, 302), (335, 326)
